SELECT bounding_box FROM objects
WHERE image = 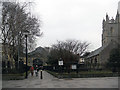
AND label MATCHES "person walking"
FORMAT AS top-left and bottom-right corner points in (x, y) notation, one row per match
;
(30, 66), (34, 76)
(35, 65), (39, 77)
(35, 69), (38, 77)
